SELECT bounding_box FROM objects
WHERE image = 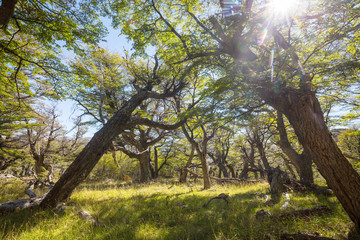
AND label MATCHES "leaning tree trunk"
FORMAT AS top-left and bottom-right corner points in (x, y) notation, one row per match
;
(40, 91), (148, 209)
(264, 88), (360, 228)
